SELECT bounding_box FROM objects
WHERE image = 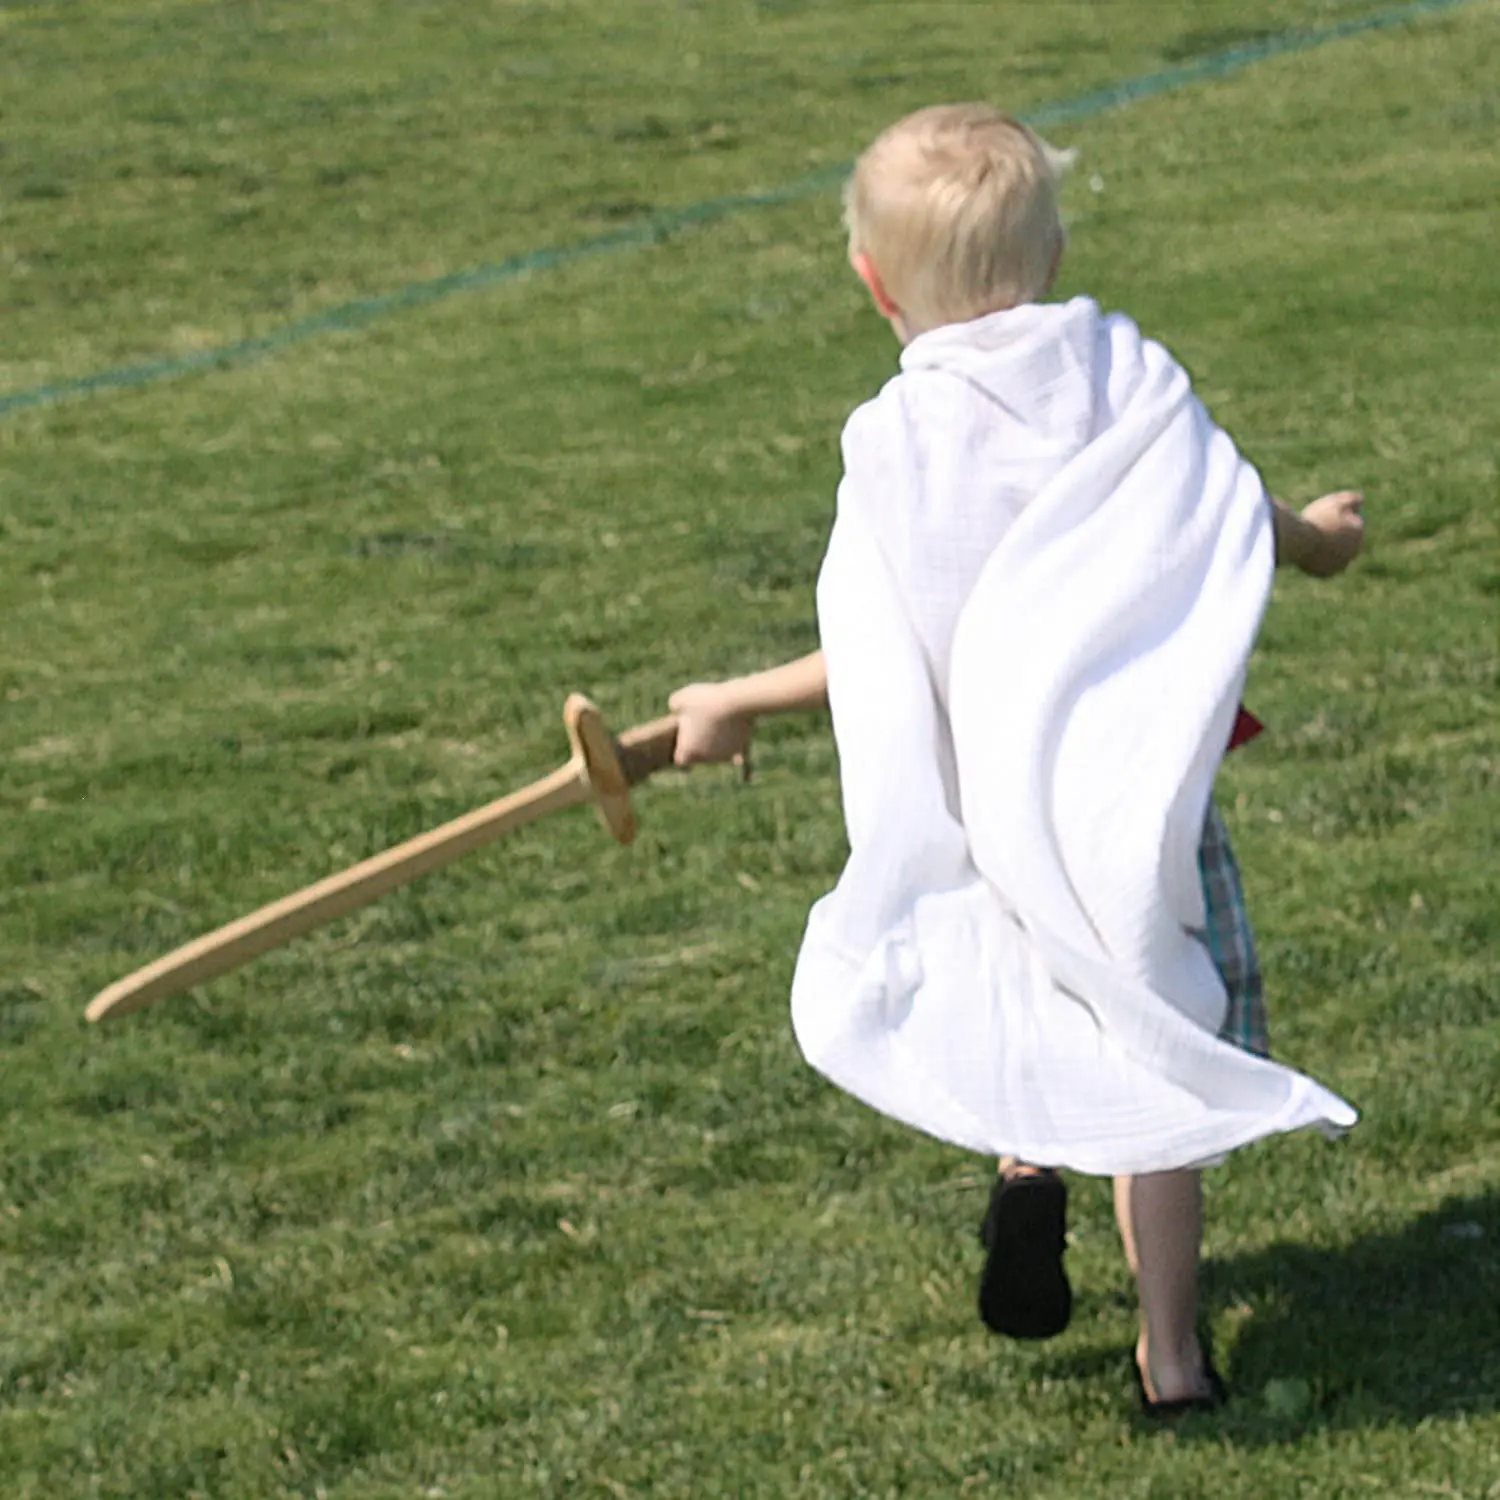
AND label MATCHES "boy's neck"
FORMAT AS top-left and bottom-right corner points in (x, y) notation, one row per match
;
(895, 298), (1041, 346)
(857, 238), (1065, 345)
